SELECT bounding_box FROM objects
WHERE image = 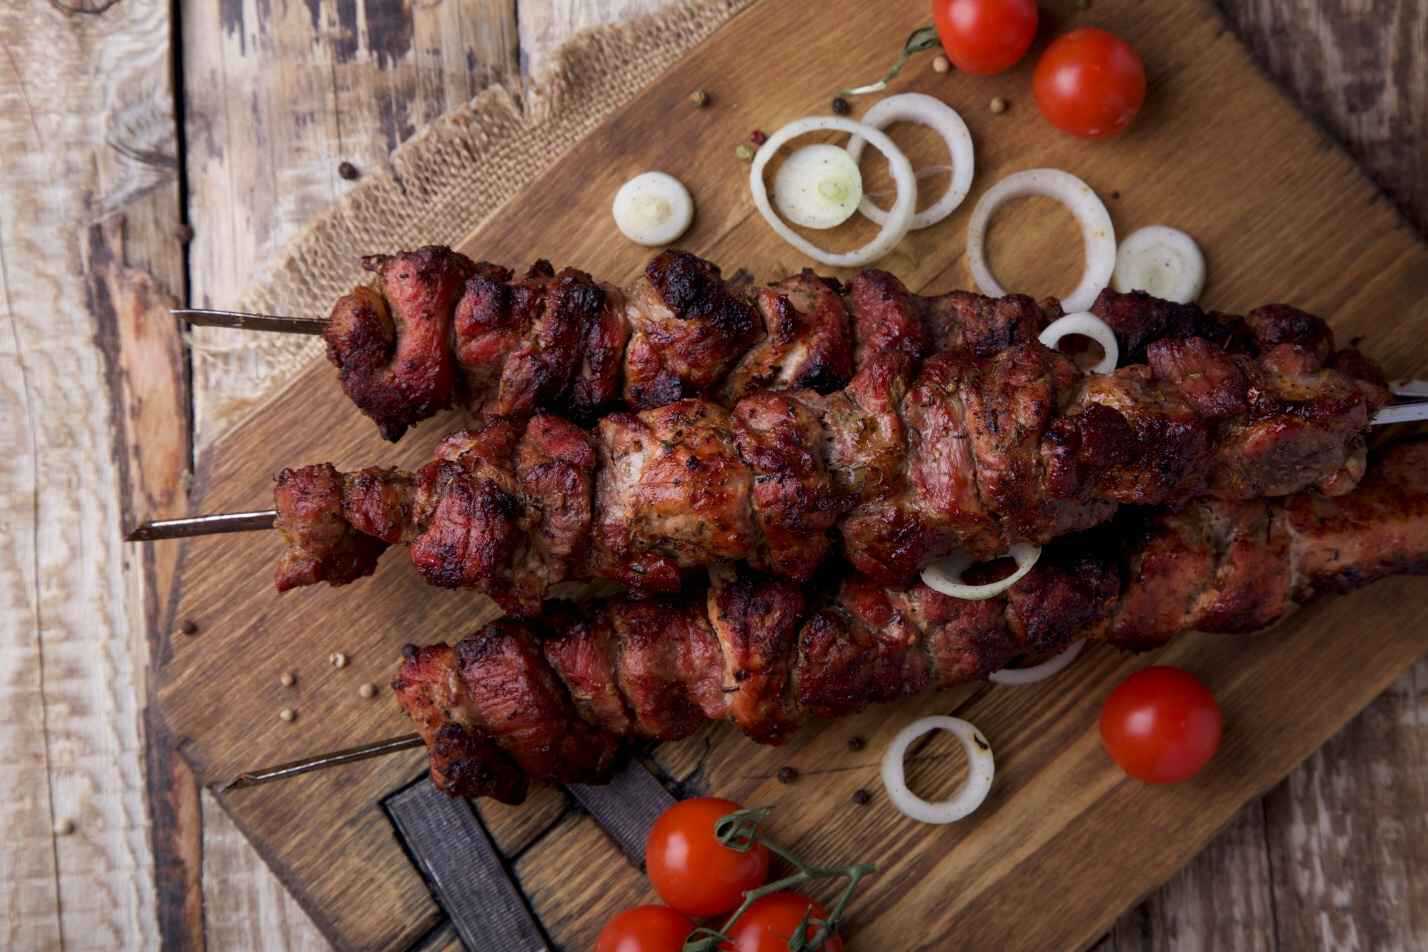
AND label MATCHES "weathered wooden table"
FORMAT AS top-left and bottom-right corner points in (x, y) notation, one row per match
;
(2, 1), (1424, 949)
